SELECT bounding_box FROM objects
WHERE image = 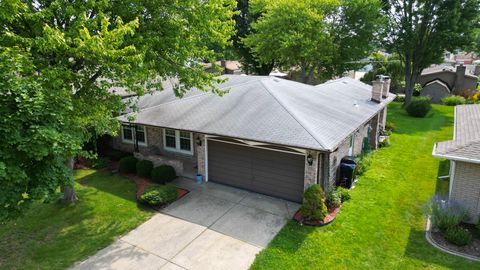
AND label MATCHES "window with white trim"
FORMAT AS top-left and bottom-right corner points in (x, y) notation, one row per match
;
(163, 128), (193, 155)
(122, 124), (147, 146)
